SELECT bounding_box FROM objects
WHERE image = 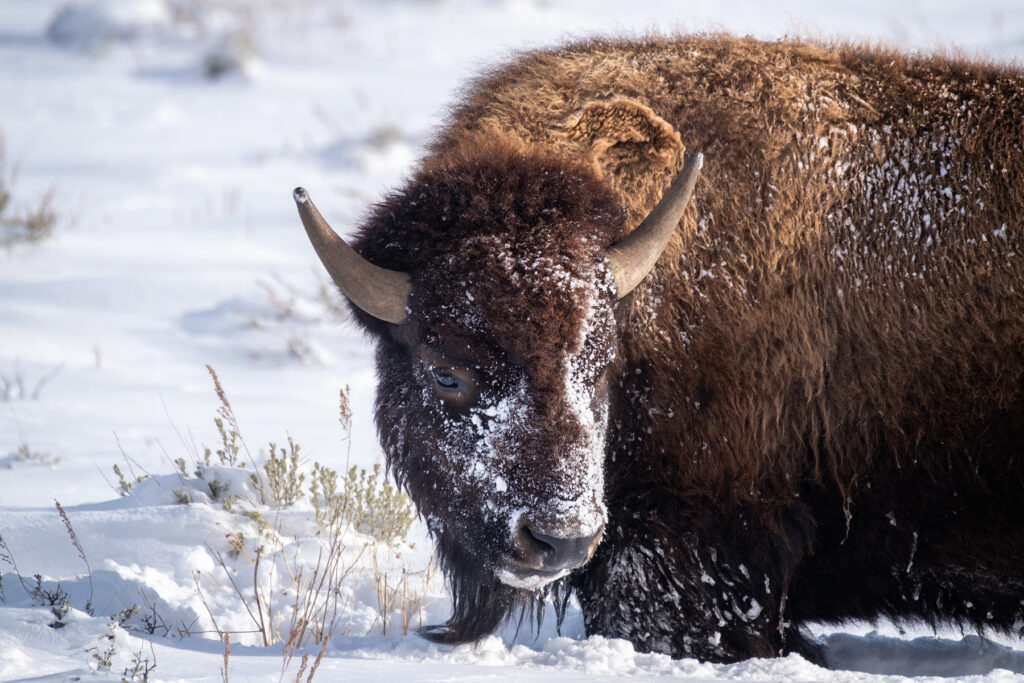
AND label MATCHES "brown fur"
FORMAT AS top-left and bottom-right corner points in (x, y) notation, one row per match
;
(344, 35), (1024, 663)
